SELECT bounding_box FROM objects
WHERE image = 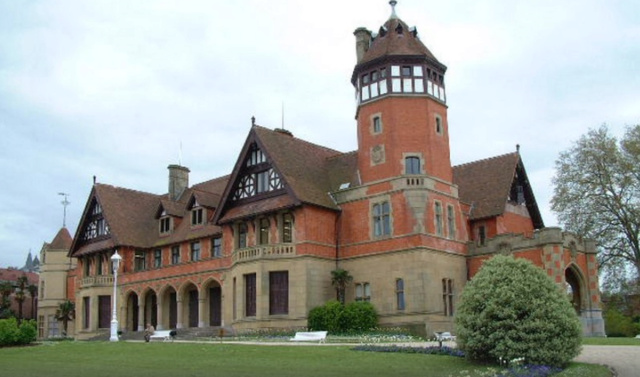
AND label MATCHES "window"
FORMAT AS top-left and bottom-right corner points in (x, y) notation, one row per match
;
(360, 68), (388, 102)
(245, 273), (256, 317)
(190, 242), (201, 261)
(372, 115), (382, 134)
(96, 255), (103, 276)
(389, 64), (428, 94)
(160, 216), (171, 234)
(443, 279), (454, 316)
(478, 225), (487, 246)
(282, 213), (294, 243)
(191, 208), (204, 226)
(396, 278), (405, 310)
(259, 218), (269, 245)
(373, 201), (391, 237)
(154, 249), (162, 268)
(171, 246), (180, 264)
(405, 156), (421, 174)
(269, 271), (289, 315)
(82, 201), (110, 241)
(238, 222), (248, 248)
(83, 258), (91, 277)
(435, 201), (443, 236)
(355, 283), (371, 302)
(435, 115), (443, 135)
(47, 315), (59, 337)
(447, 205), (456, 239)
(134, 250), (146, 271)
(211, 237), (222, 257)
